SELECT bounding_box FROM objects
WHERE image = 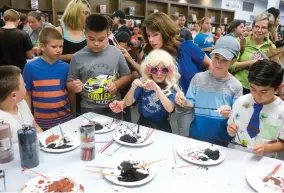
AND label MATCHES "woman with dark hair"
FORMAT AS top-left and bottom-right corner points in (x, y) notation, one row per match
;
(226, 19), (245, 38)
(267, 7), (280, 42)
(214, 26), (223, 43)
